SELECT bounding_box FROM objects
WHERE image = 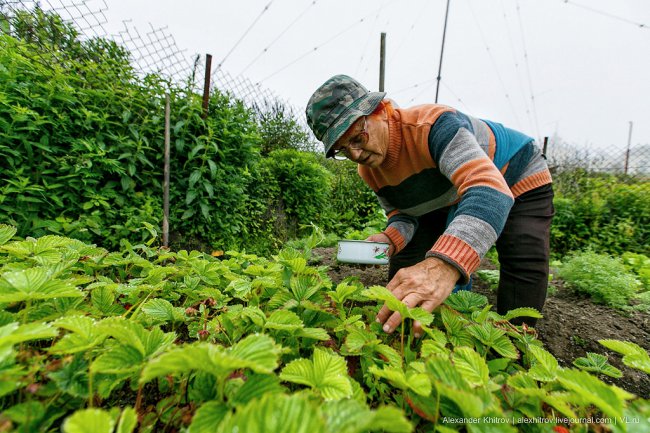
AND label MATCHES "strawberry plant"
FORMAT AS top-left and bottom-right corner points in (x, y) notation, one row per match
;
(0, 224), (648, 432)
